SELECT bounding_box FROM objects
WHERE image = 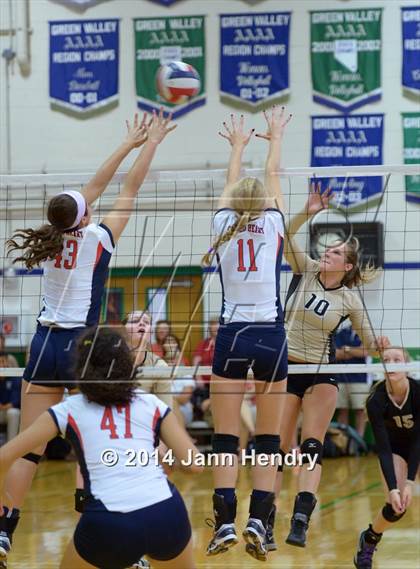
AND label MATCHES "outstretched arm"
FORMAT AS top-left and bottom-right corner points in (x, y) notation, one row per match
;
(256, 106), (292, 212)
(82, 113), (148, 205)
(101, 110), (177, 243)
(284, 182), (333, 273)
(218, 114), (254, 209)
